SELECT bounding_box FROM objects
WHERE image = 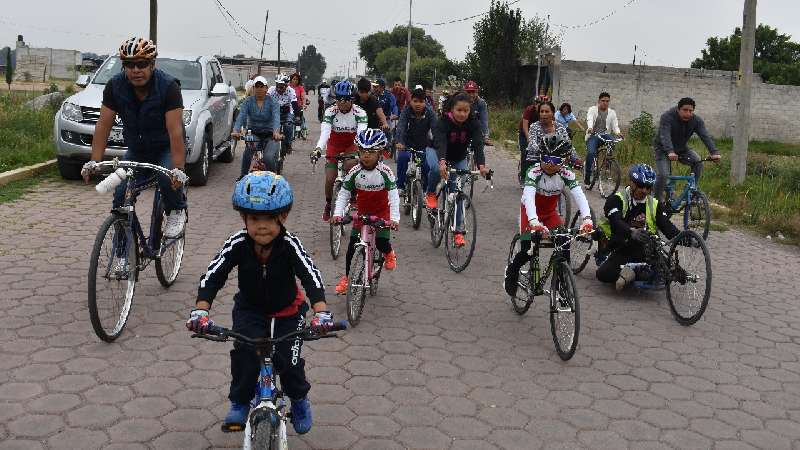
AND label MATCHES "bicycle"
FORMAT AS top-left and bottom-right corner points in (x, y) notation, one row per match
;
(293, 115), (309, 141)
(587, 133), (622, 198)
(506, 228), (586, 360)
(399, 148), (426, 229)
(88, 159), (187, 342)
(329, 153), (358, 259)
(338, 214), (390, 326)
(663, 159), (713, 240)
(567, 208), (598, 275)
(429, 167), (492, 273)
(244, 129), (283, 175)
(191, 321), (348, 450)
